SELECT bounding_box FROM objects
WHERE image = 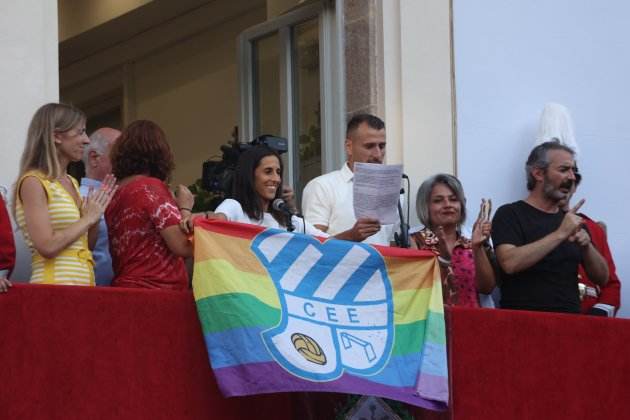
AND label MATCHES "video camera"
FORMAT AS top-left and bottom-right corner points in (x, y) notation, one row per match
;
(201, 135), (288, 196)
